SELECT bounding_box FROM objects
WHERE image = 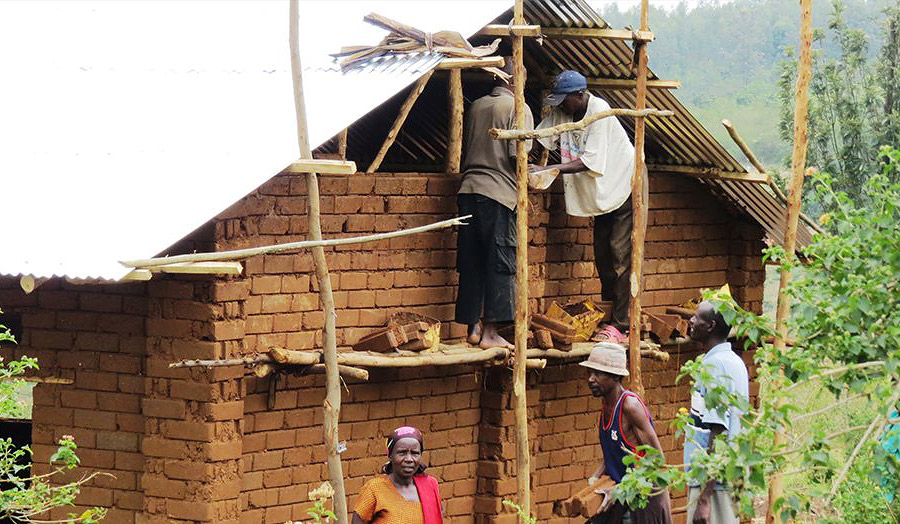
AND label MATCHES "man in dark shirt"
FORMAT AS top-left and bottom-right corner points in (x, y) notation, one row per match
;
(455, 59), (533, 349)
